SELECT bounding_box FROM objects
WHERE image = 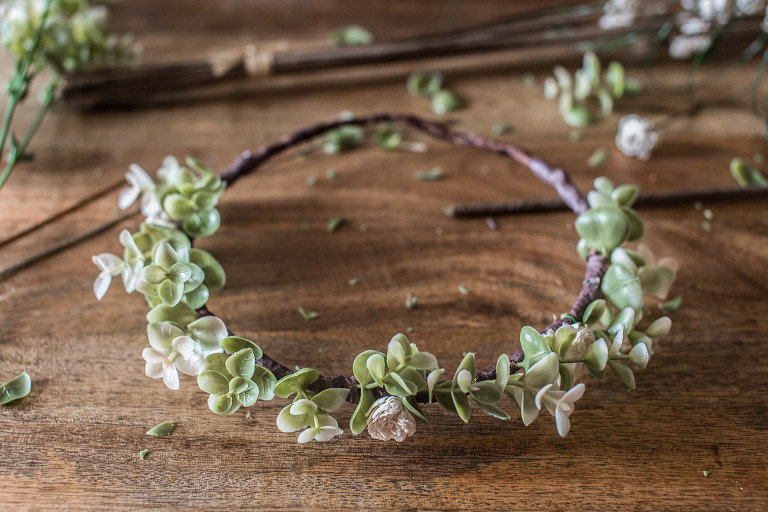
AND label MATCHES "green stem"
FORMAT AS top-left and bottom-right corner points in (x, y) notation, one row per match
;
(0, 0), (56, 192)
(0, 77), (60, 189)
